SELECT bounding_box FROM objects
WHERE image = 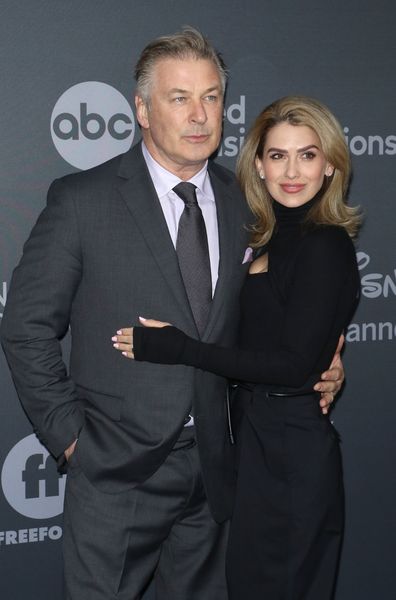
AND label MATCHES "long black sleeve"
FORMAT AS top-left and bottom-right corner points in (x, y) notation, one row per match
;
(134, 225), (359, 389)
